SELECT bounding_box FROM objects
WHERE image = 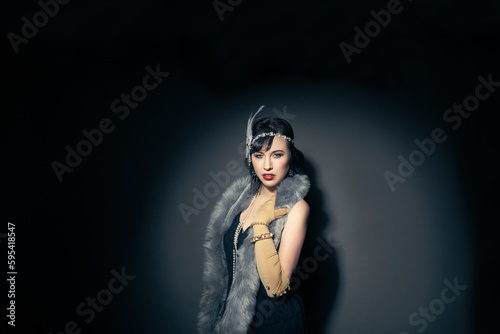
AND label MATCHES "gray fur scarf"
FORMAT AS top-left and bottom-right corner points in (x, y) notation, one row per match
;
(197, 173), (310, 334)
